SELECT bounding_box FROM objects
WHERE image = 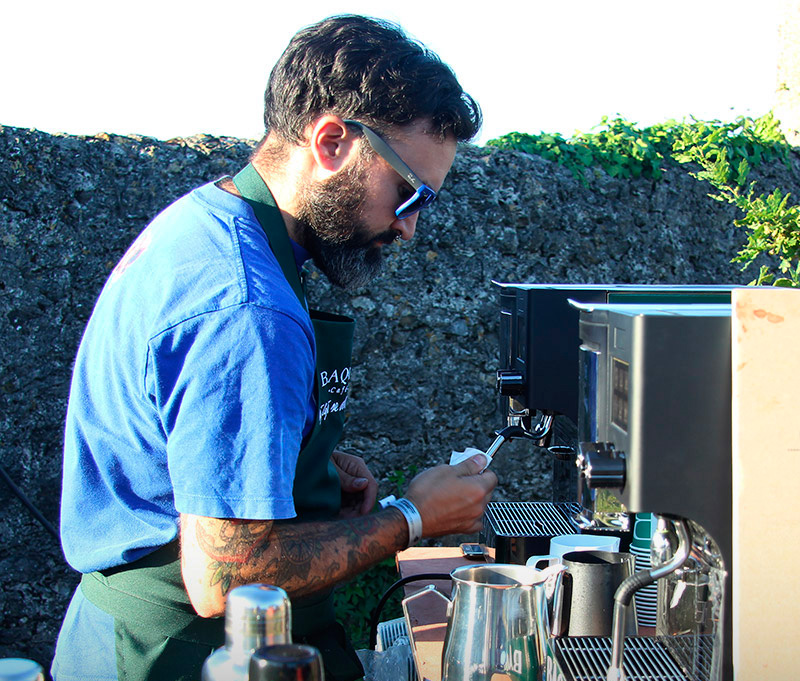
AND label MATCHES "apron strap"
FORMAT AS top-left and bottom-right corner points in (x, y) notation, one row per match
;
(233, 163), (307, 309)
